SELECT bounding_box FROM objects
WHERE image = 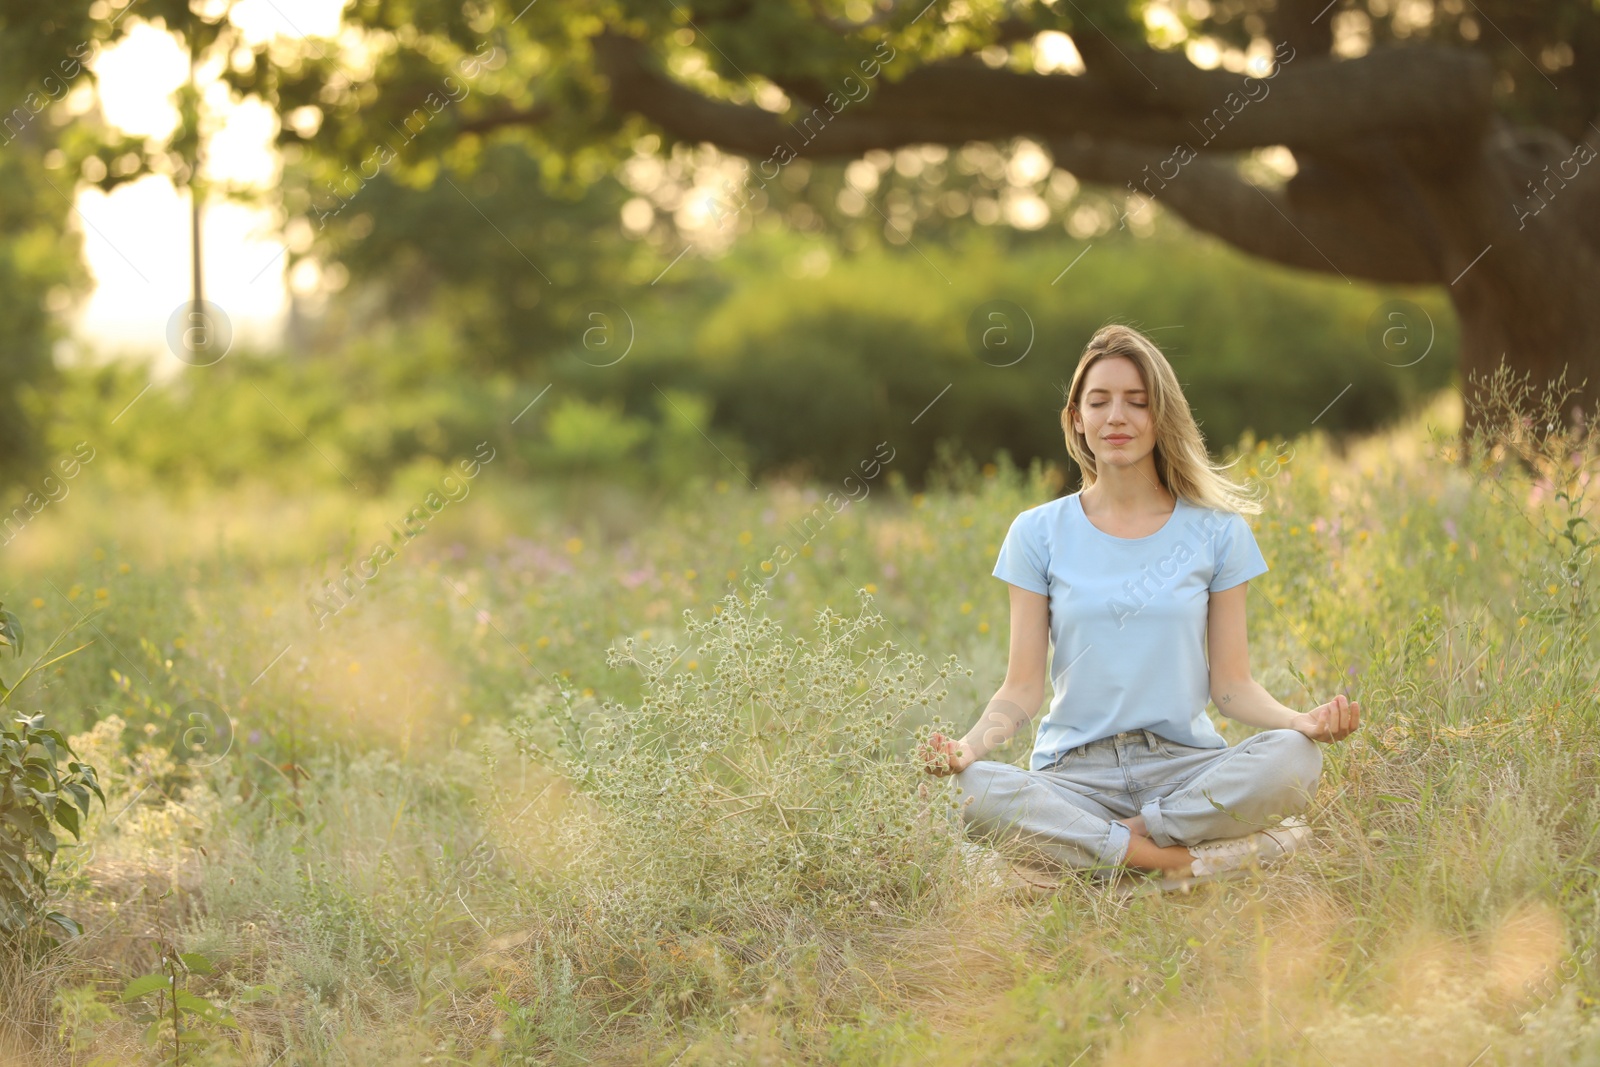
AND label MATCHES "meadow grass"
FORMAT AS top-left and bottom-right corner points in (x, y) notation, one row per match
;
(1, 381), (1597, 1065)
